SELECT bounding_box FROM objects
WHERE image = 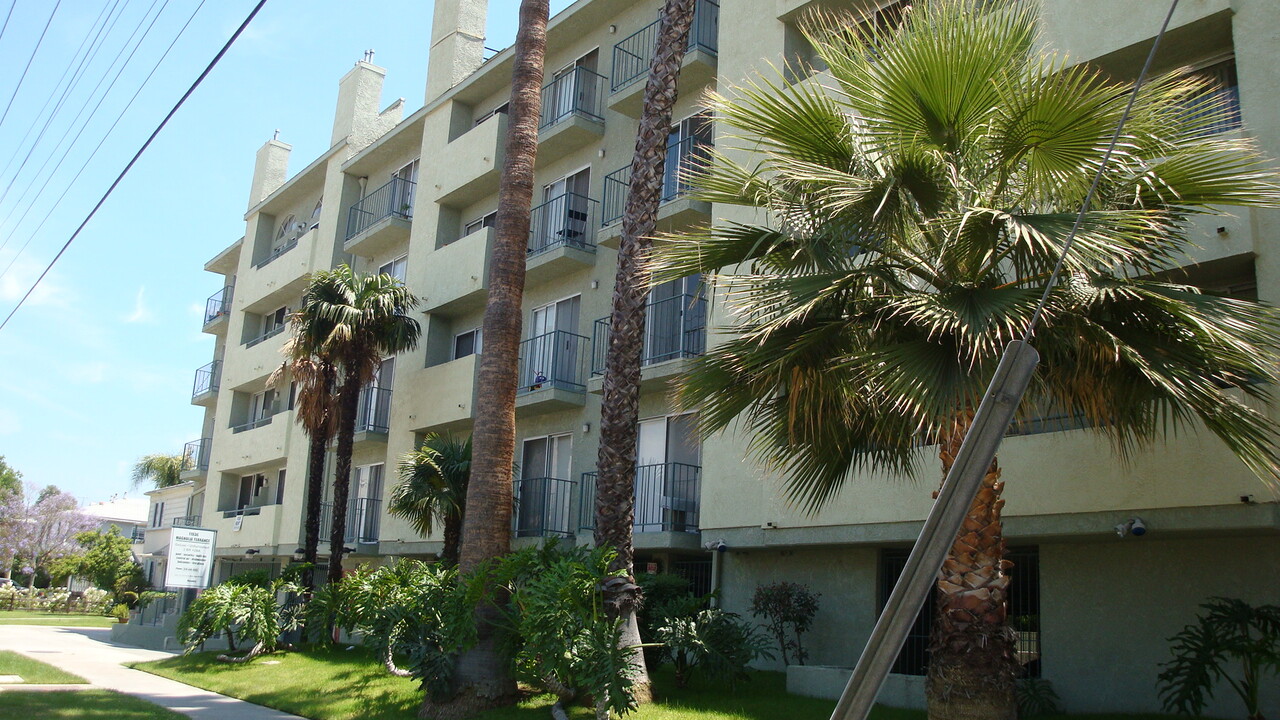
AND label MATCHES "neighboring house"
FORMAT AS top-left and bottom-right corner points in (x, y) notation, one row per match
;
(80, 495), (148, 546)
(179, 0), (1279, 715)
(138, 482), (203, 589)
